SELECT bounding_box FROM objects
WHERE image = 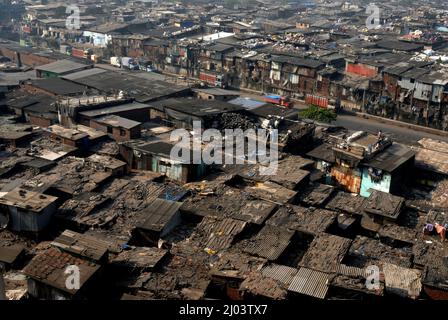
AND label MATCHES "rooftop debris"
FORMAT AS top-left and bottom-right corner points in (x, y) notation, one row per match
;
(240, 272), (288, 299)
(210, 251), (267, 280)
(51, 230), (110, 263)
(348, 236), (413, 268)
(61, 179), (167, 233)
(111, 246), (168, 272)
(383, 262), (422, 299)
(362, 190), (405, 220)
(413, 139), (448, 175)
(181, 183), (277, 224)
(298, 233), (352, 273)
(298, 183), (335, 207)
(241, 181), (298, 205)
(241, 225), (295, 261)
(266, 205), (337, 235)
(191, 216), (247, 253)
(326, 191), (365, 215)
(23, 247), (101, 296)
